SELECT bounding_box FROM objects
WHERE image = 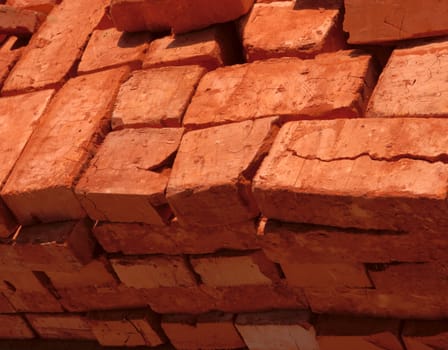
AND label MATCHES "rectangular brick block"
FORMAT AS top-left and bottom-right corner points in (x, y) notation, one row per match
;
(344, 0), (448, 44)
(0, 5), (43, 35)
(167, 118), (278, 227)
(88, 310), (165, 347)
(253, 118), (448, 232)
(78, 27), (151, 74)
(367, 39), (448, 118)
(317, 316), (403, 350)
(6, 0), (57, 14)
(110, 0), (254, 34)
(183, 51), (375, 129)
(76, 128), (183, 225)
(0, 315), (34, 339)
(26, 314), (95, 340)
(236, 310), (318, 350)
(111, 256), (197, 289)
(403, 321), (448, 350)
(0, 89), (54, 237)
(0, 270), (62, 312)
(2, 67), (129, 224)
(2, 0), (108, 93)
(161, 312), (245, 350)
(190, 251), (280, 287)
(112, 66), (205, 129)
(240, 1), (344, 61)
(143, 25), (239, 71)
